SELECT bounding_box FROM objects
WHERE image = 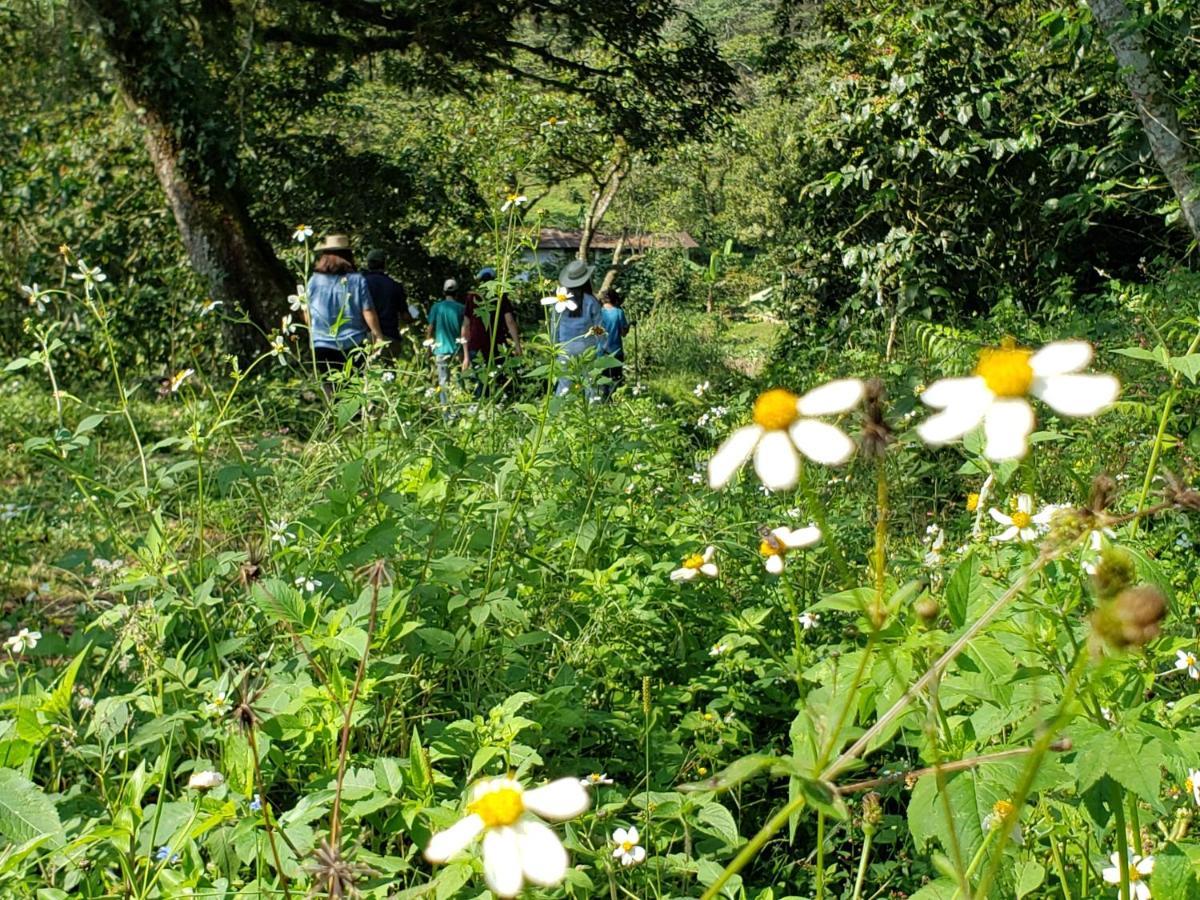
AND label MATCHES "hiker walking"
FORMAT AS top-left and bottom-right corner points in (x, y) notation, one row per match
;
(362, 249), (412, 349)
(462, 266), (523, 397)
(426, 278), (467, 413)
(547, 260), (604, 399)
(598, 287), (630, 399)
(304, 234), (384, 392)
